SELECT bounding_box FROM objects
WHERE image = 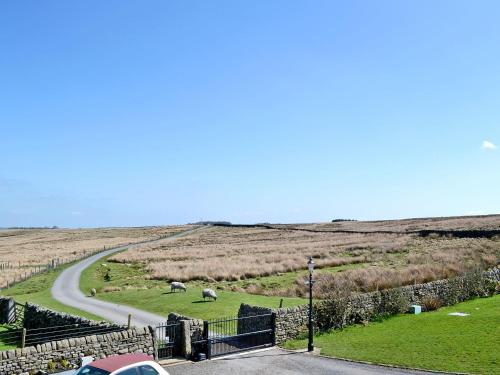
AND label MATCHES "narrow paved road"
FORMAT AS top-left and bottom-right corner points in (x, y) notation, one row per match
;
(167, 348), (442, 375)
(51, 227), (204, 327)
